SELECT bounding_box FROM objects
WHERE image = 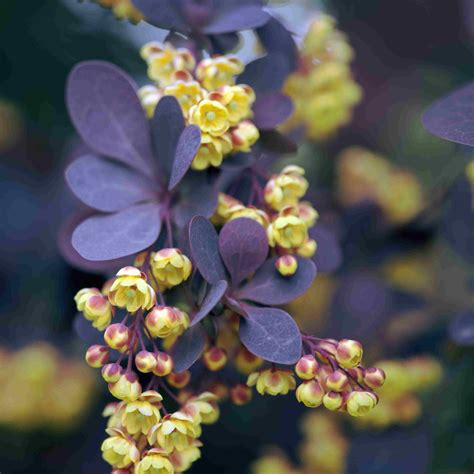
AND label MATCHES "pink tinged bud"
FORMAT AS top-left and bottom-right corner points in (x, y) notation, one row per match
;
(152, 351), (174, 377)
(202, 347), (228, 371)
(109, 372), (142, 401)
(364, 367), (386, 389)
(325, 370), (349, 392)
(167, 370), (191, 388)
(102, 363), (123, 383)
(135, 350), (157, 373)
(335, 339), (363, 368)
(145, 306), (178, 338)
(346, 390), (377, 417)
(296, 380), (325, 408)
(275, 255), (298, 277)
(230, 384), (252, 406)
(104, 324), (131, 351)
(295, 355), (319, 380)
(85, 345), (109, 368)
(323, 391), (344, 411)
(347, 367), (365, 383)
(207, 381), (230, 401)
